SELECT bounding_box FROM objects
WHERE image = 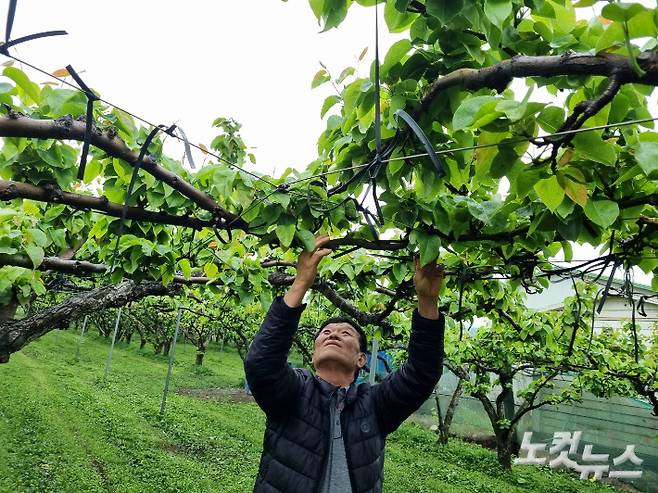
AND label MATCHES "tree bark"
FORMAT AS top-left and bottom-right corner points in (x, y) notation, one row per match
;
(0, 254), (218, 285)
(435, 377), (464, 445)
(0, 280), (178, 363)
(421, 52), (658, 113)
(0, 115), (244, 228)
(0, 180), (212, 230)
(195, 351), (205, 366)
(494, 428), (515, 471)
